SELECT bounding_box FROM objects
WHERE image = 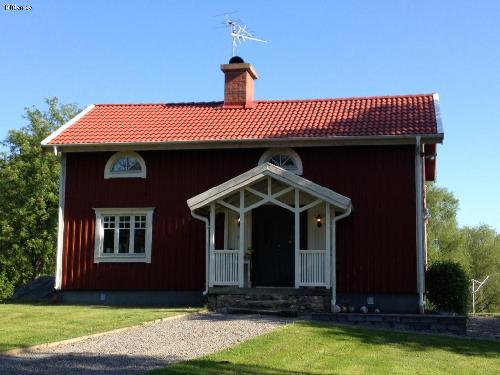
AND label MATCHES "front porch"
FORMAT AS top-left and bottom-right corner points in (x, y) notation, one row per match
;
(207, 287), (331, 314)
(187, 163), (352, 311)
